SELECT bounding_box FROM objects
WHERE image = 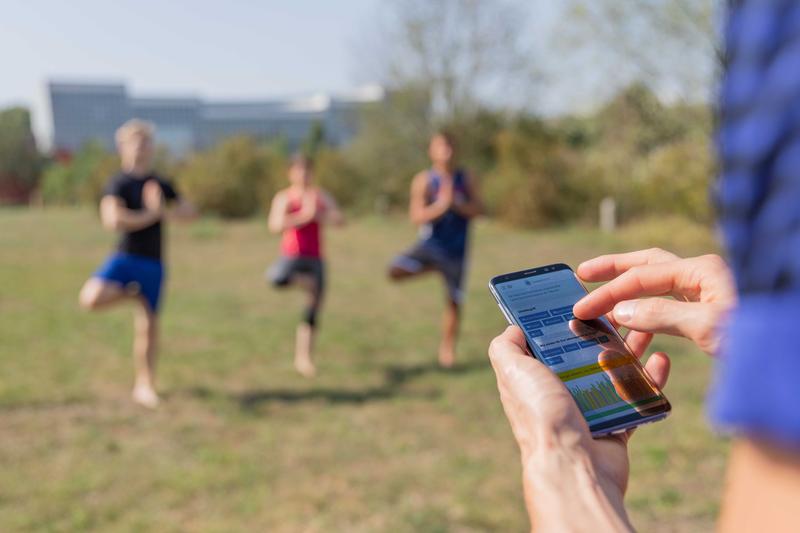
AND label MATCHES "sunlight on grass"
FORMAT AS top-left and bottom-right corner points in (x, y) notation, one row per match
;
(0, 208), (727, 532)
